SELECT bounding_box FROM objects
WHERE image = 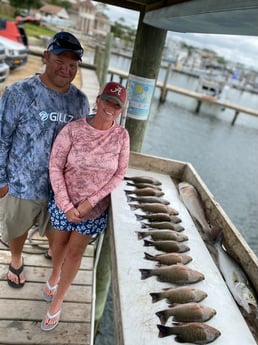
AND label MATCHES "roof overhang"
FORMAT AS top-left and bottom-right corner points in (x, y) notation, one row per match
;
(143, 0), (258, 36)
